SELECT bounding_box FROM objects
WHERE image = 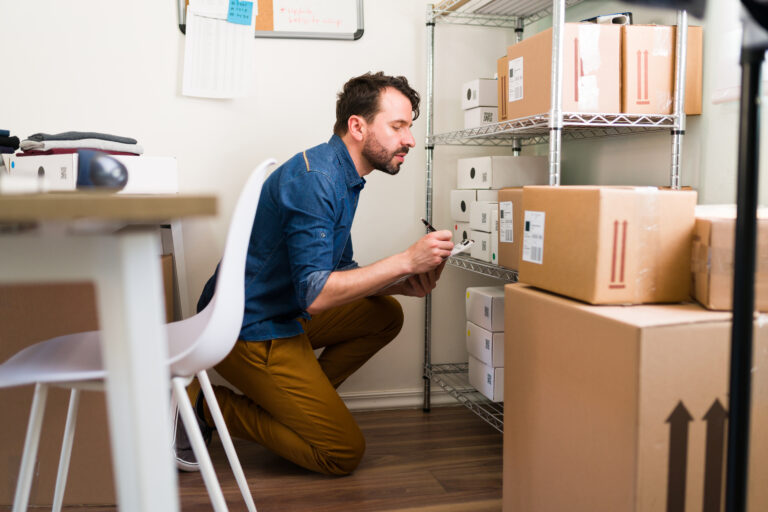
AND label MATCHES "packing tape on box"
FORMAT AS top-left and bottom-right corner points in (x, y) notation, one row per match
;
(690, 244), (768, 274)
(636, 188), (661, 304)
